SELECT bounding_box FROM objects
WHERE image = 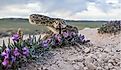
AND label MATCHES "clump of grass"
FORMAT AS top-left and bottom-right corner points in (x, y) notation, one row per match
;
(0, 28), (90, 70)
(98, 20), (121, 34)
